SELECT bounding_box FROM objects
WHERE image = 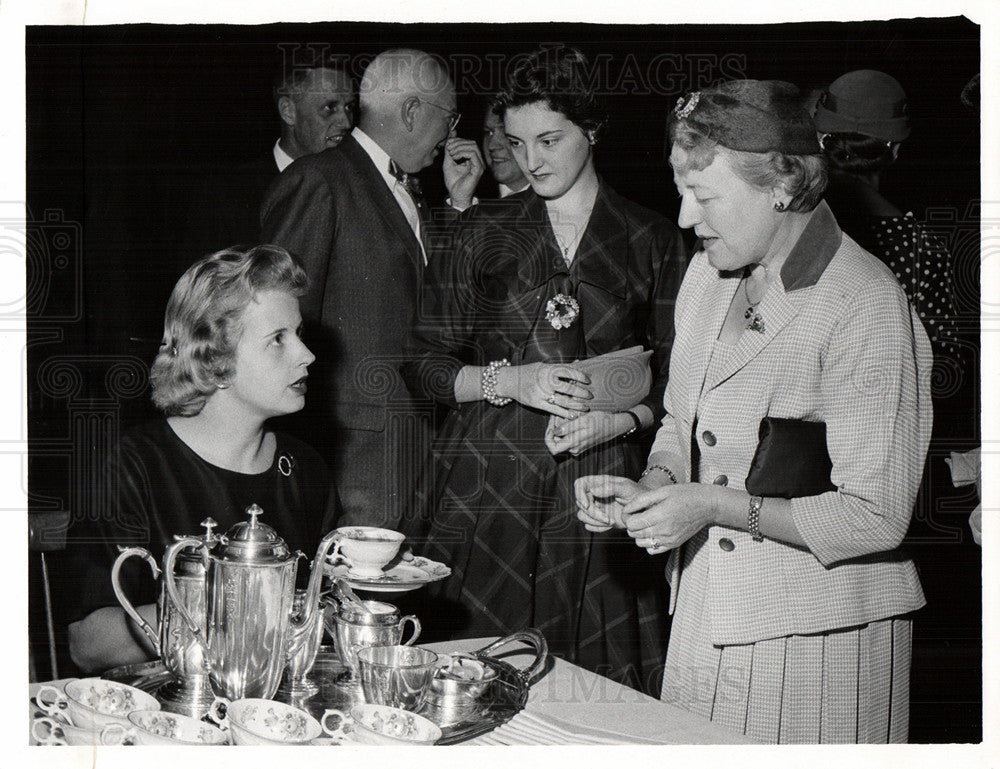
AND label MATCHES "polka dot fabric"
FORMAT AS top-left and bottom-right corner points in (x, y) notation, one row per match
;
(872, 213), (961, 357)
